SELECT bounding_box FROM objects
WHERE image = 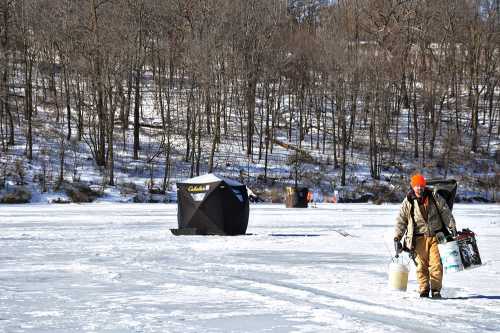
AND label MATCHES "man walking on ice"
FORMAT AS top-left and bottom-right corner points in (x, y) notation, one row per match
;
(394, 173), (457, 298)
